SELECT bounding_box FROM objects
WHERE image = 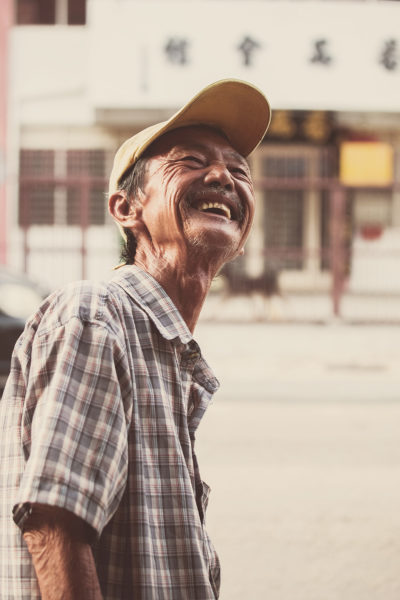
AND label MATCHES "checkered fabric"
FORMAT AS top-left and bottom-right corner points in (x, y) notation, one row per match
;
(0, 265), (220, 599)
